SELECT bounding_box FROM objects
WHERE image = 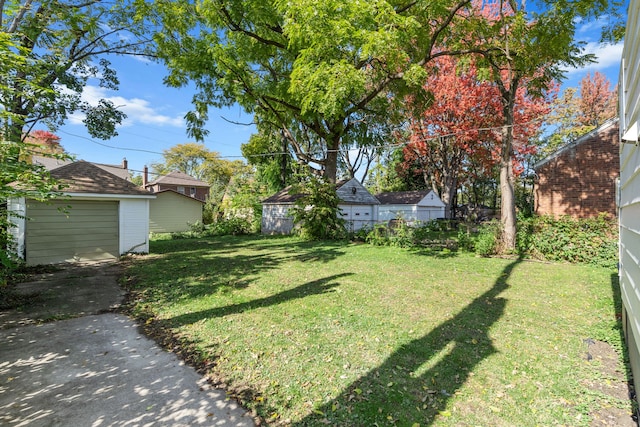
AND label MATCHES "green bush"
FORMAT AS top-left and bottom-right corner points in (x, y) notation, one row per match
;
(516, 214), (618, 269)
(474, 220), (501, 257)
(209, 217), (254, 236)
(290, 177), (347, 240)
